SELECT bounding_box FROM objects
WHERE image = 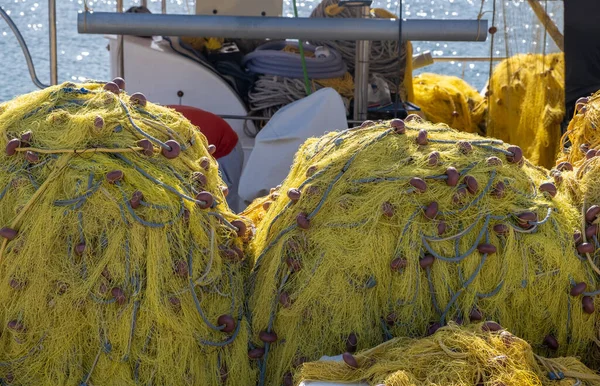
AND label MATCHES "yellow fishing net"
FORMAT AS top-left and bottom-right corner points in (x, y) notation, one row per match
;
(486, 53), (565, 169)
(247, 119), (598, 386)
(297, 323), (600, 386)
(553, 93), (600, 286)
(557, 92), (600, 168)
(412, 73), (486, 135)
(0, 81), (254, 385)
(240, 191), (275, 229)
